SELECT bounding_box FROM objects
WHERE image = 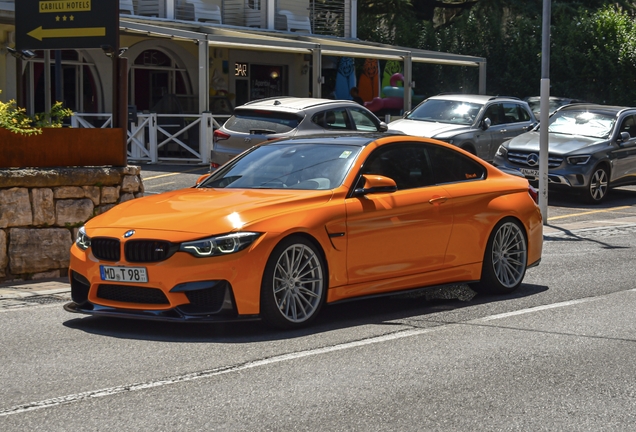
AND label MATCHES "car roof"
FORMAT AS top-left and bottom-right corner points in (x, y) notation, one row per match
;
(237, 97), (360, 112)
(427, 94), (522, 104)
(558, 103), (634, 115)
